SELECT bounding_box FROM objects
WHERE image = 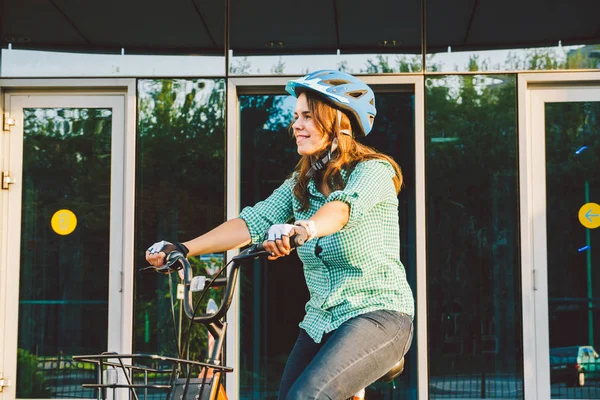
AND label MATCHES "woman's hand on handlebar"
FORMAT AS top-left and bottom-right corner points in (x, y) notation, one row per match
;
(145, 240), (189, 268)
(262, 224), (307, 260)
